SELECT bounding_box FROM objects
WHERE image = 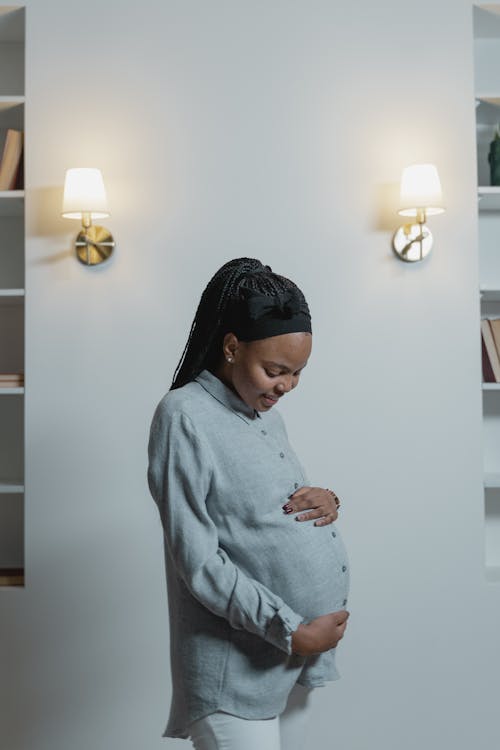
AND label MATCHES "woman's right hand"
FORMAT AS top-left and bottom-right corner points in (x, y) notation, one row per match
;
(291, 610), (350, 656)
